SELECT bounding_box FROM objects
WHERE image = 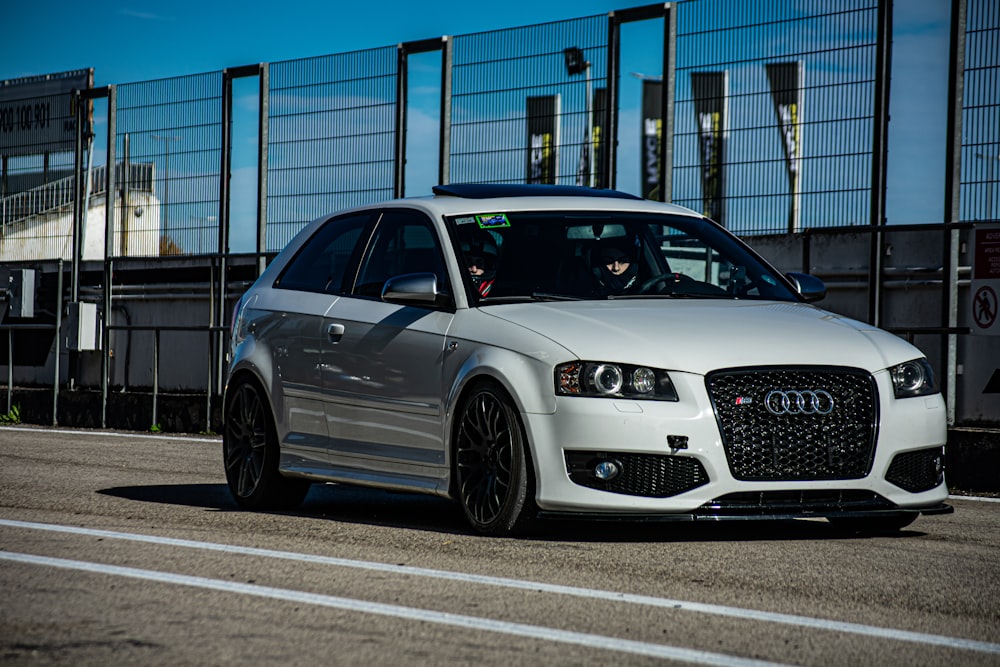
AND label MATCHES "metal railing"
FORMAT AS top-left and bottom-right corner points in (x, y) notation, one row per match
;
(104, 323), (227, 432)
(1, 162), (154, 232)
